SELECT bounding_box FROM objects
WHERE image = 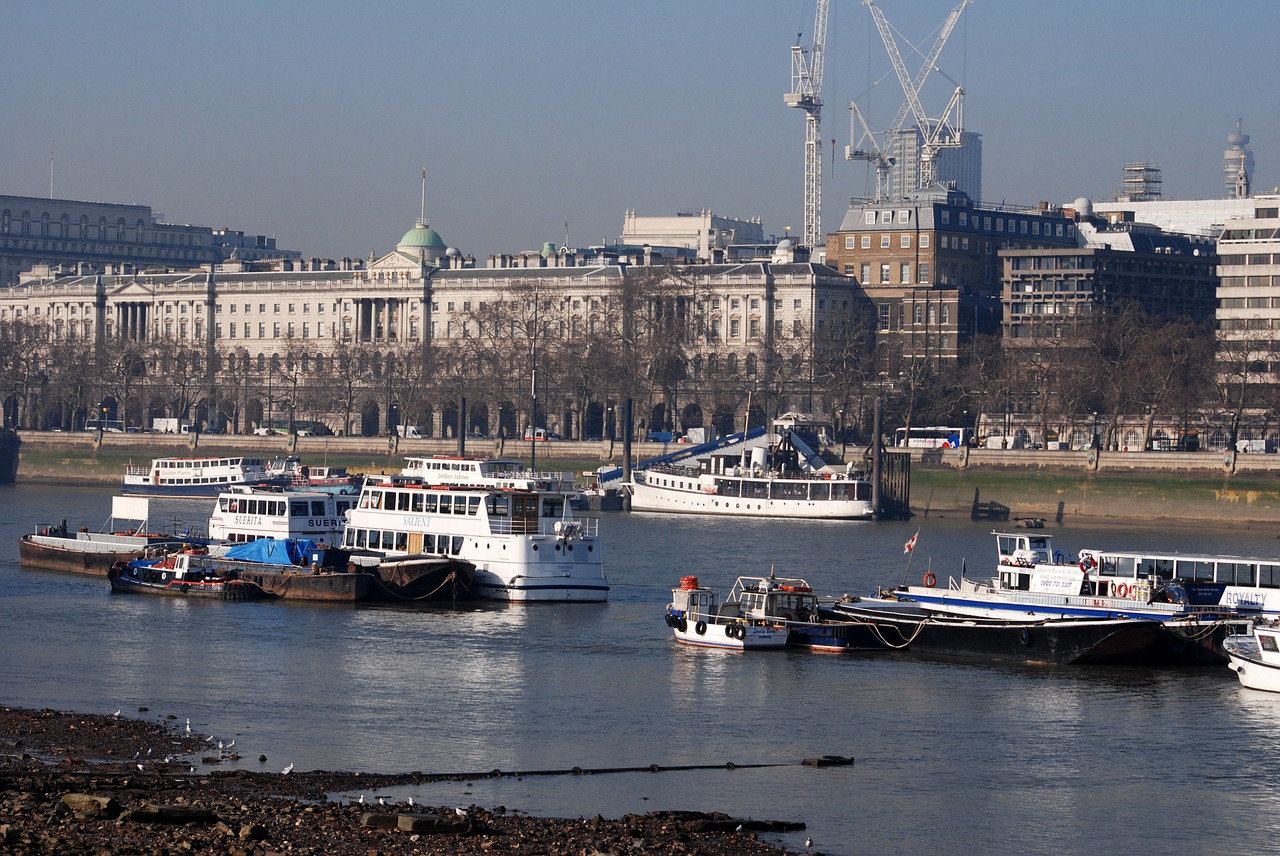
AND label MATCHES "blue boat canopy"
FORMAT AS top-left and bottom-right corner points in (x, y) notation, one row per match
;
(223, 538), (317, 566)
